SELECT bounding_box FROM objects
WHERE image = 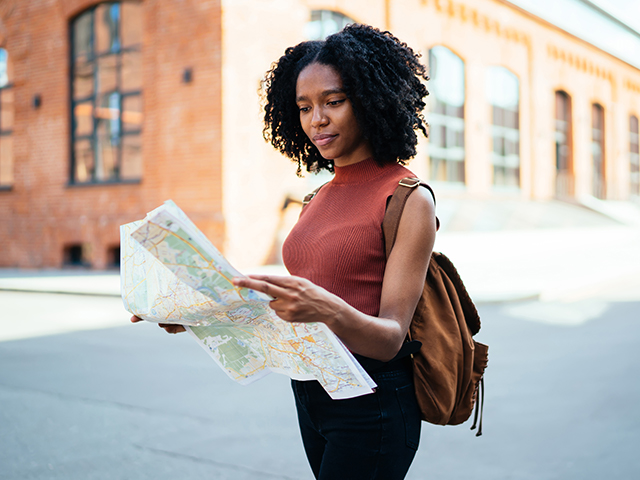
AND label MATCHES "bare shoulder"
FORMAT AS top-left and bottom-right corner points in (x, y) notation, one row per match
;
(392, 183), (437, 255)
(402, 184), (437, 226)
